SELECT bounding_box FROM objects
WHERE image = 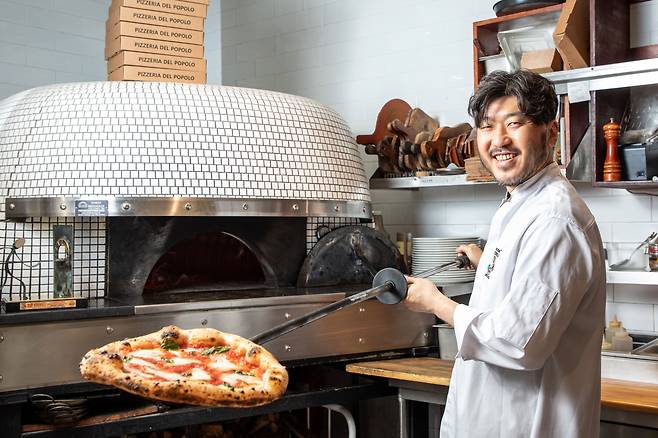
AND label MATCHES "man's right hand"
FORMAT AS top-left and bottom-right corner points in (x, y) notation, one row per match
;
(456, 243), (483, 269)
